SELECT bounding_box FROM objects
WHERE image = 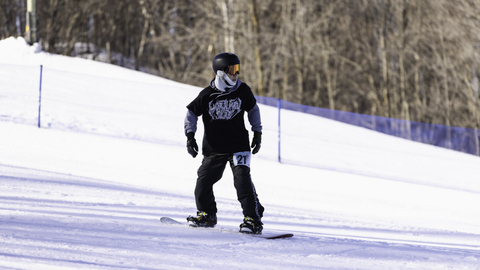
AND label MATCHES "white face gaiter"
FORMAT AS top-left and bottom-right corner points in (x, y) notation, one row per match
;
(214, 70), (239, 92)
